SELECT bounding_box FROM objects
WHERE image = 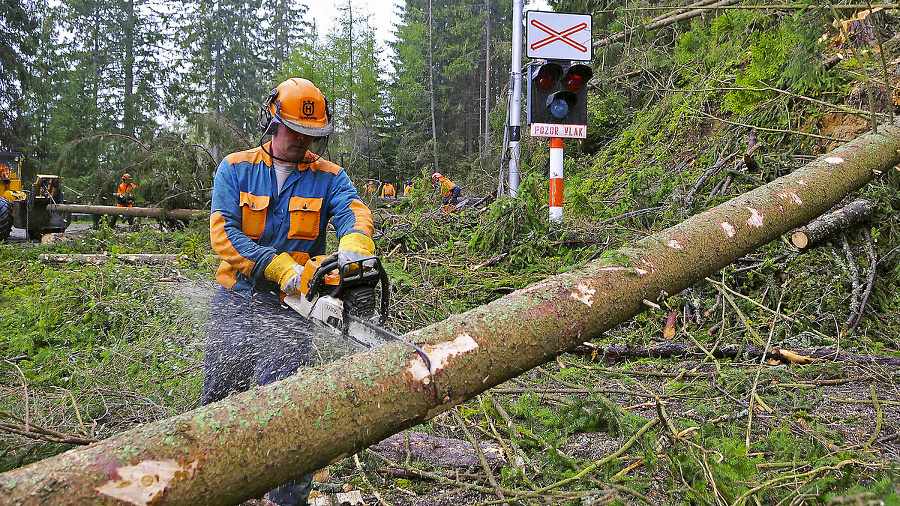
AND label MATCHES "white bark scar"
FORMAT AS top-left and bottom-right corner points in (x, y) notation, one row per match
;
(797, 179), (807, 186)
(778, 190), (803, 205)
(408, 333), (479, 382)
(596, 266), (649, 276)
(570, 282), (596, 307)
(746, 208), (764, 227)
(96, 459), (198, 506)
(825, 157), (844, 164)
(667, 239), (685, 251)
(721, 221), (736, 237)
